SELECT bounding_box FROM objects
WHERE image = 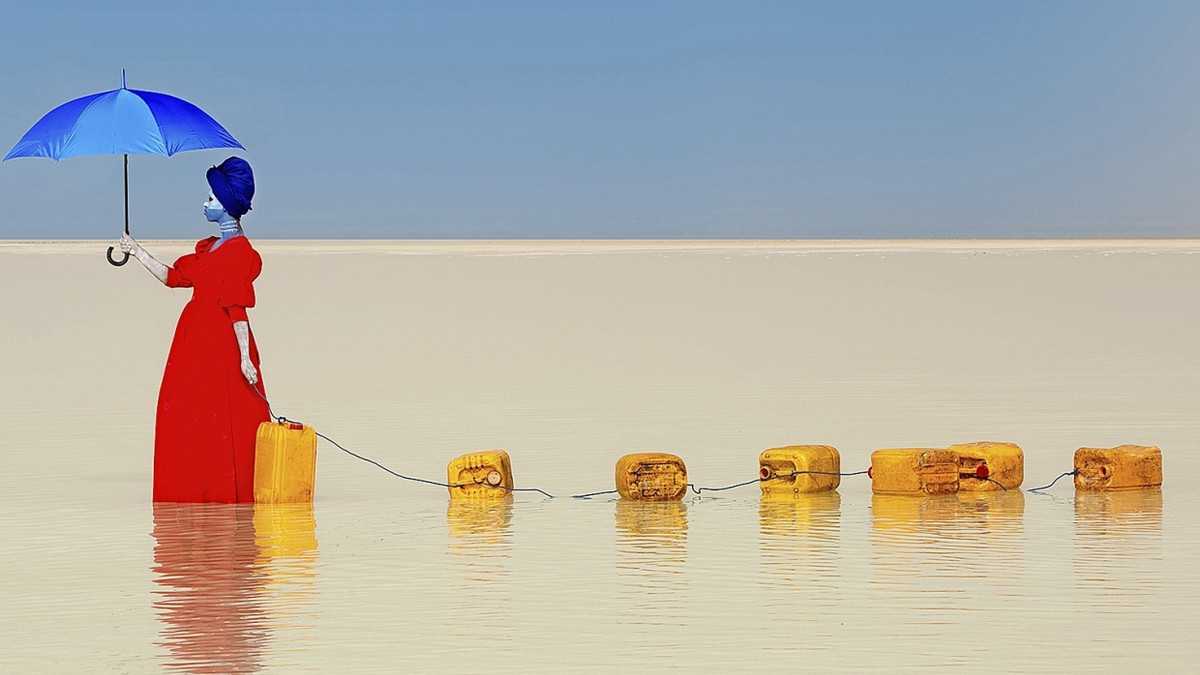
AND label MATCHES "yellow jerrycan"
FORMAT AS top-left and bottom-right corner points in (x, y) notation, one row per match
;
(949, 441), (1024, 491)
(447, 450), (514, 500)
(758, 445), (841, 497)
(254, 420), (318, 503)
(1074, 445), (1162, 491)
(615, 453), (688, 501)
(869, 448), (959, 496)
